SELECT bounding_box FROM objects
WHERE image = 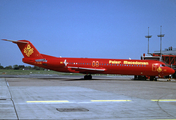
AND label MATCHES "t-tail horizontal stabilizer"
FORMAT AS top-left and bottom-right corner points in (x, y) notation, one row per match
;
(2, 39), (43, 58)
(2, 39), (28, 44)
